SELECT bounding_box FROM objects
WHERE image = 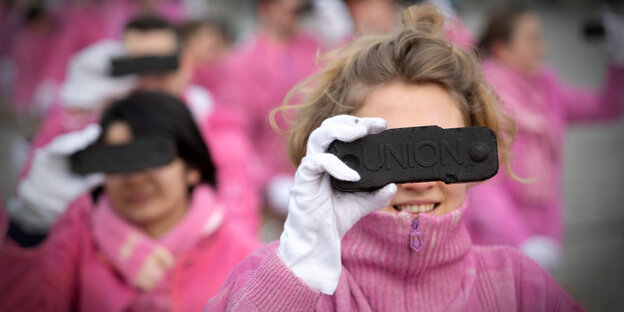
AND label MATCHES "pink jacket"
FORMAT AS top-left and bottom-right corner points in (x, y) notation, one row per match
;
(467, 59), (624, 247)
(224, 31), (321, 187)
(0, 185), (261, 312)
(206, 202), (584, 311)
(8, 18), (58, 114)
